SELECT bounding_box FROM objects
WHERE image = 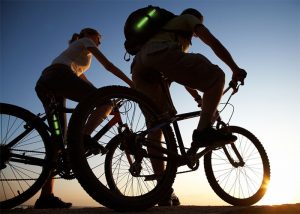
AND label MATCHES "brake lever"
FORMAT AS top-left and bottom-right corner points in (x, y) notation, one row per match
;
(229, 81), (240, 94)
